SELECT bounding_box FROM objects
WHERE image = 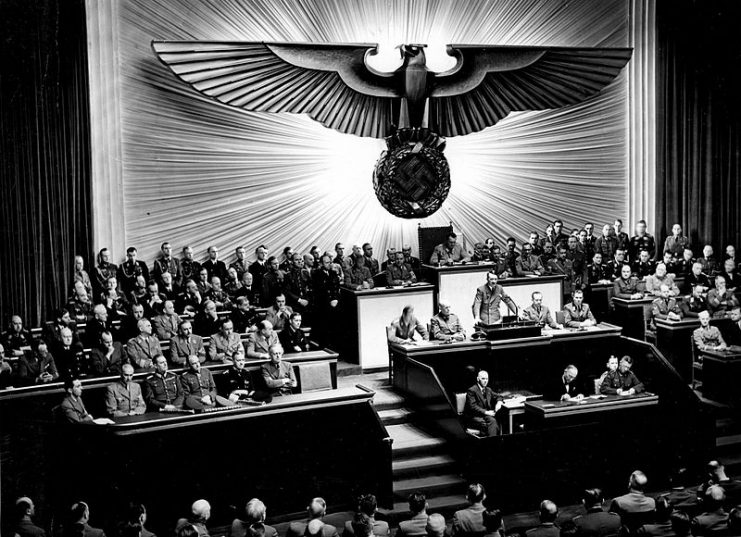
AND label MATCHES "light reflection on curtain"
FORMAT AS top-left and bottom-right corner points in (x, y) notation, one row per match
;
(115, 0), (628, 263)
